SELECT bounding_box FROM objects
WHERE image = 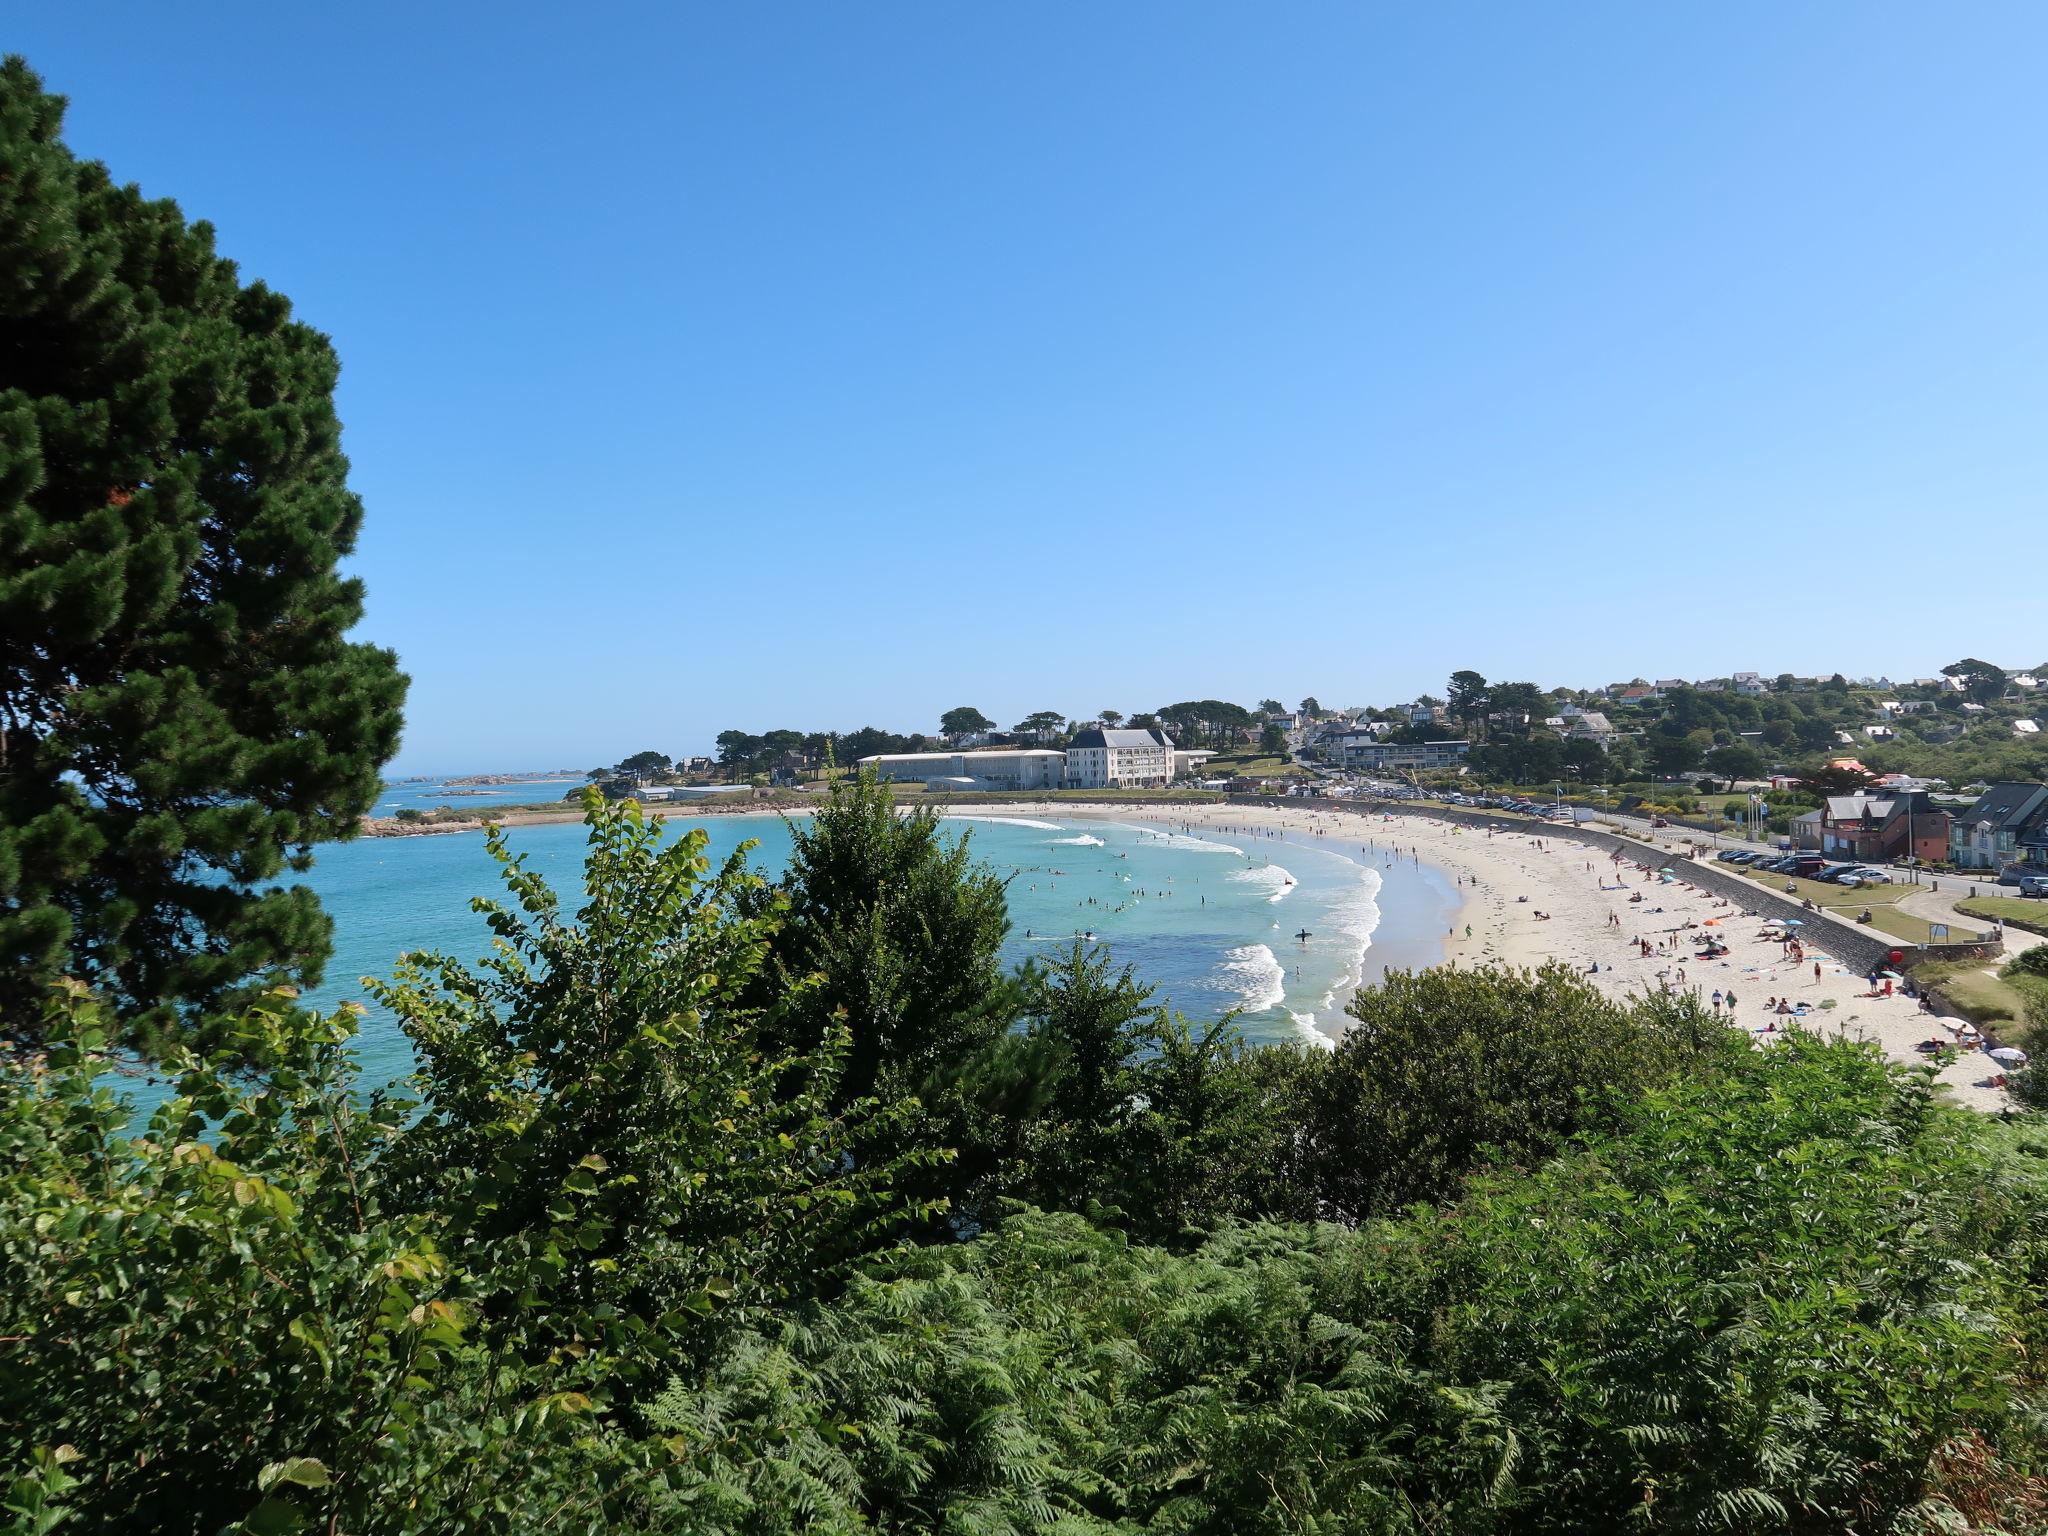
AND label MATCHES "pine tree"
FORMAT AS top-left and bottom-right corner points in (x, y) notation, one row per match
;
(0, 60), (405, 1042)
